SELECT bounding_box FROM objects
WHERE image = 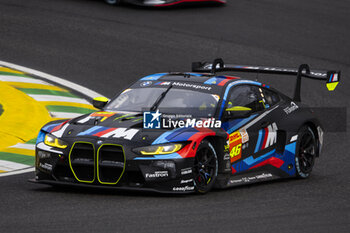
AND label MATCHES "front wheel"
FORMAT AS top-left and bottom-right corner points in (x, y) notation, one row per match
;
(295, 126), (317, 178)
(104, 0), (121, 5)
(193, 140), (218, 194)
